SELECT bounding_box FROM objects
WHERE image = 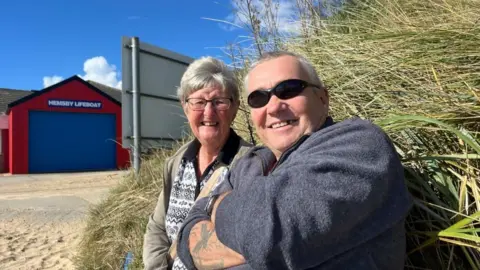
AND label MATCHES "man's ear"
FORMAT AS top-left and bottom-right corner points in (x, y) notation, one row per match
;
(313, 88), (329, 114)
(314, 87), (328, 105)
(322, 89), (329, 107)
(324, 88), (330, 107)
(322, 94), (330, 112)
